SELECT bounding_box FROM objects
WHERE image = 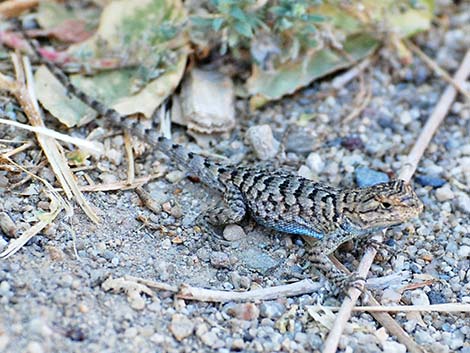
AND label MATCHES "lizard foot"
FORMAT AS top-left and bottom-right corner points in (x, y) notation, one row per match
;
(331, 272), (367, 297)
